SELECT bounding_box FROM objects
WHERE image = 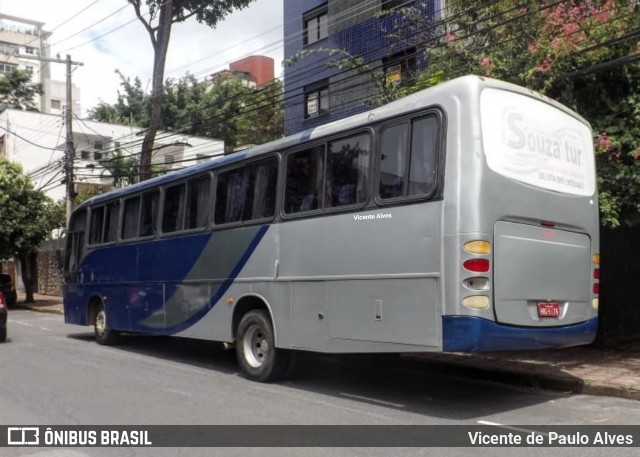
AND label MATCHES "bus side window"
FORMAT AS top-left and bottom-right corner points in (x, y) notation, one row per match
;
(162, 184), (186, 233)
(185, 176), (210, 230)
(122, 196), (141, 240)
(326, 133), (370, 207)
(89, 206), (105, 245)
(140, 191), (159, 237)
(379, 123), (409, 199)
(103, 201), (120, 243)
(65, 209), (86, 274)
(245, 158), (278, 220)
(215, 168), (246, 224)
(408, 116), (439, 197)
(378, 115), (439, 200)
(284, 146), (324, 214)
